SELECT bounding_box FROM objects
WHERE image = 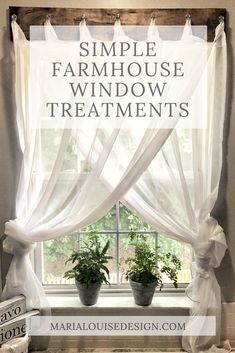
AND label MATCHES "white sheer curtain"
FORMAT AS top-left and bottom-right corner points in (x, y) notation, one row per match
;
(121, 21), (228, 353)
